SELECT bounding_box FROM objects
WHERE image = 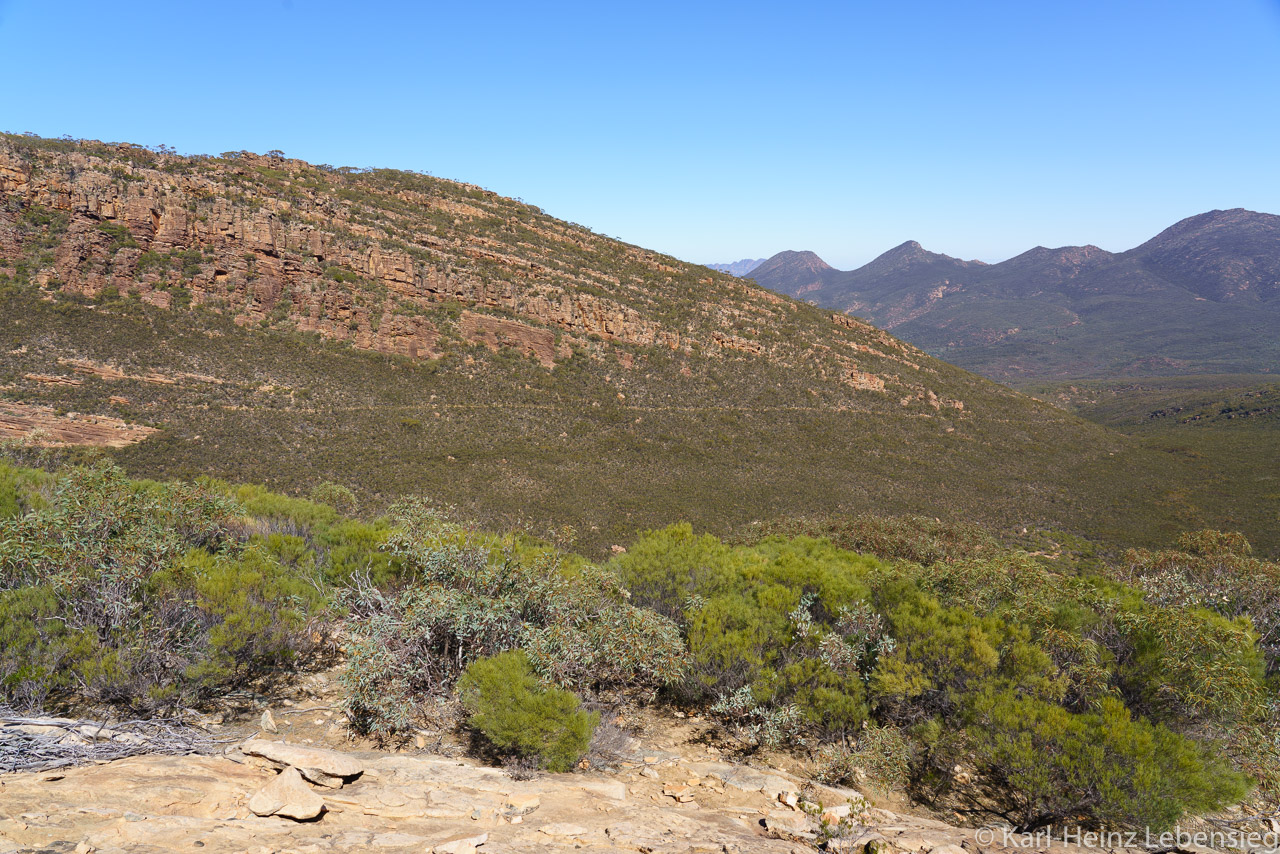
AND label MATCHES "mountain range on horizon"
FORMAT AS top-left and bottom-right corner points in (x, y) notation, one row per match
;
(704, 258), (766, 277)
(746, 209), (1280, 382)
